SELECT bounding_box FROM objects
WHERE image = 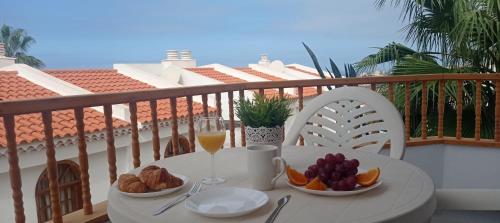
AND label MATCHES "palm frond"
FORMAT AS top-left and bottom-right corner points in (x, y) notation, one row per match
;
(1, 24), (44, 68)
(15, 52), (45, 68)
